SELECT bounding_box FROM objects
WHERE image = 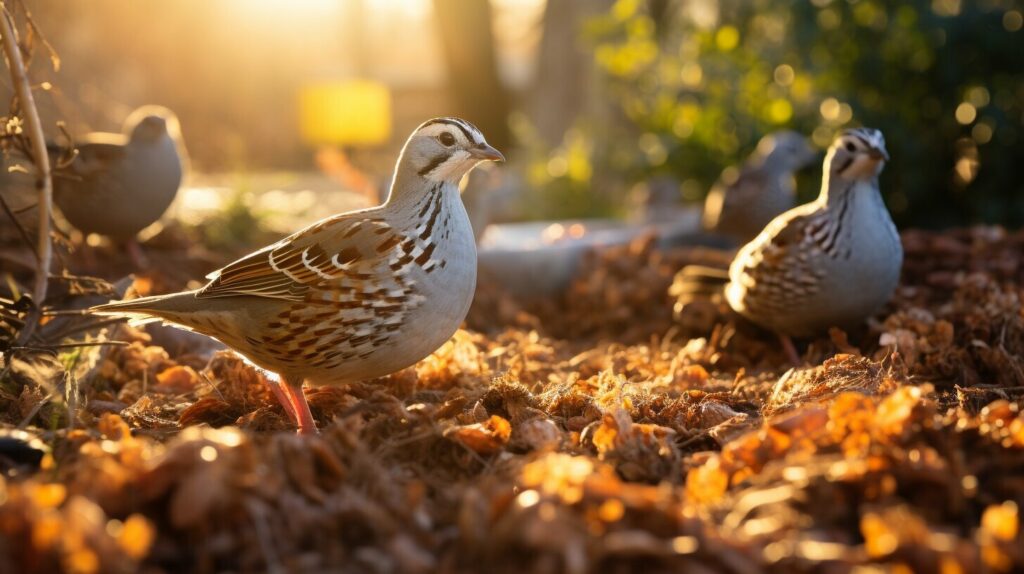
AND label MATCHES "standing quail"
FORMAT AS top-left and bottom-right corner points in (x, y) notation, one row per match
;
(675, 128), (901, 360)
(52, 105), (185, 264)
(92, 118), (504, 434)
(702, 130), (817, 243)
